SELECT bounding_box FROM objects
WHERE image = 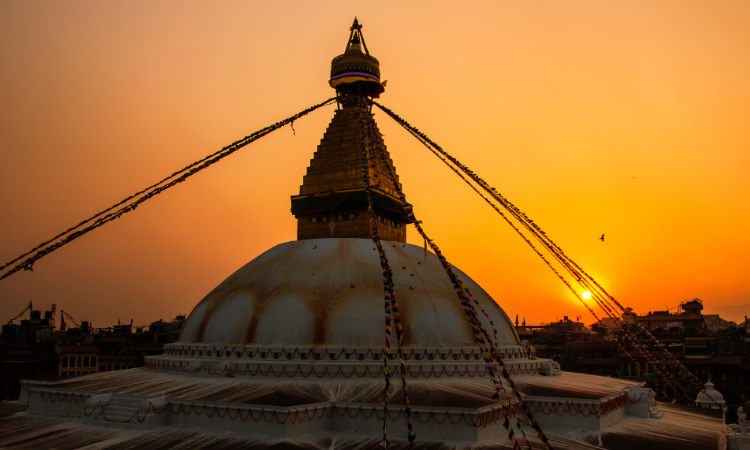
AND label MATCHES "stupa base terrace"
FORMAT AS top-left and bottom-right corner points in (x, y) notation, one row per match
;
(2, 237), (729, 448)
(6, 370), (726, 450)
